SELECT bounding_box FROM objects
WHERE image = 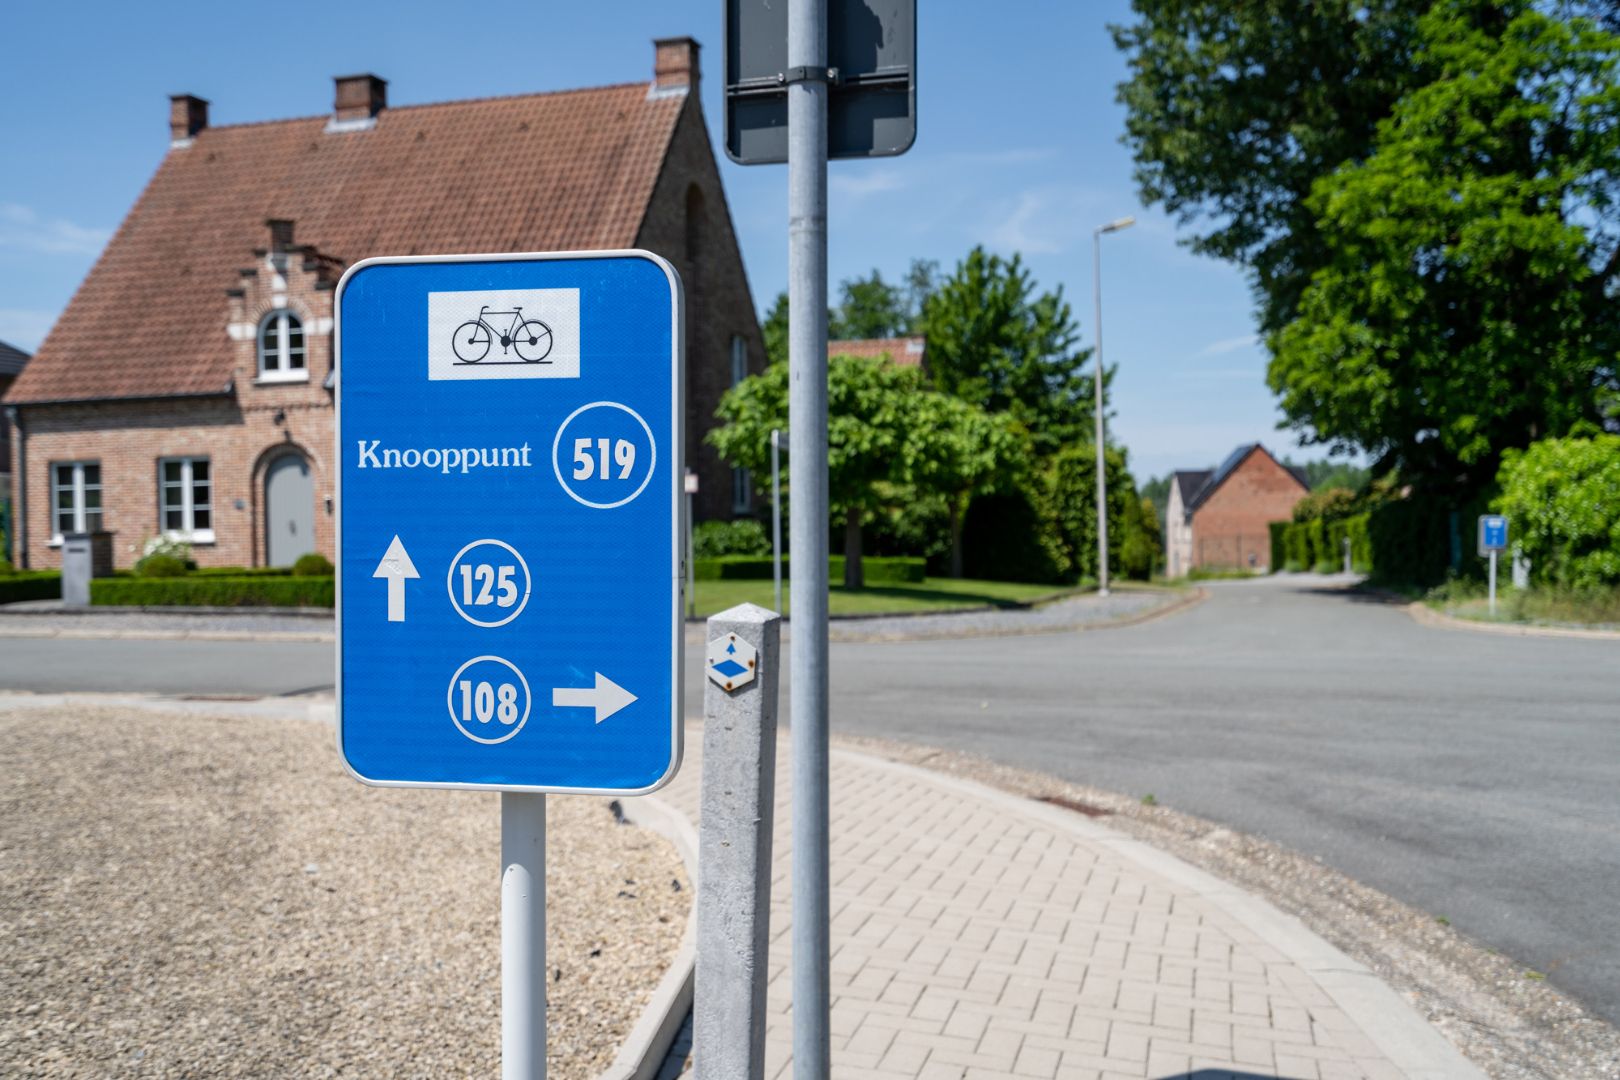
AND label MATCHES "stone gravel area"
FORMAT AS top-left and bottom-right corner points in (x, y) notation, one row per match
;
(825, 585), (1190, 642)
(0, 700), (690, 1079)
